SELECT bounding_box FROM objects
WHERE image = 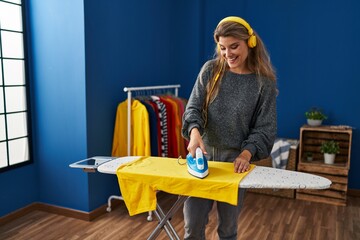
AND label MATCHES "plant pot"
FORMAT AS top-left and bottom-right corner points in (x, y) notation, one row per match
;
(324, 153), (335, 164)
(307, 119), (323, 126)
